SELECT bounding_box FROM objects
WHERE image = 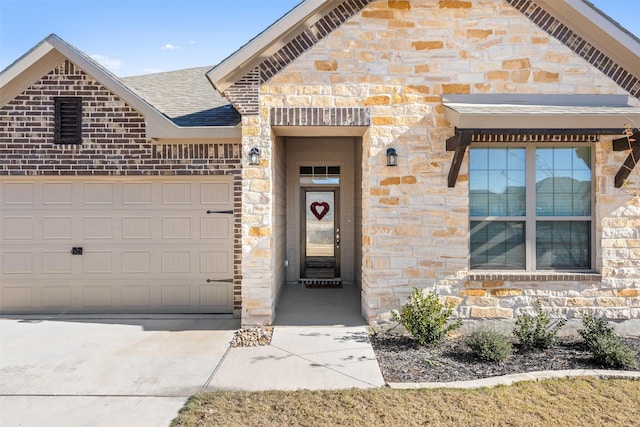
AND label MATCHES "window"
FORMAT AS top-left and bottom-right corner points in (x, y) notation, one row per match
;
(299, 166), (340, 185)
(54, 97), (82, 144)
(469, 145), (592, 271)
